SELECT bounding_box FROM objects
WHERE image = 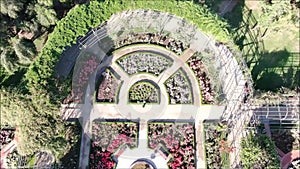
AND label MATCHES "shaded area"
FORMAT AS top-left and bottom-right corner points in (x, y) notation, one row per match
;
(252, 49), (299, 91)
(59, 121), (82, 169)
